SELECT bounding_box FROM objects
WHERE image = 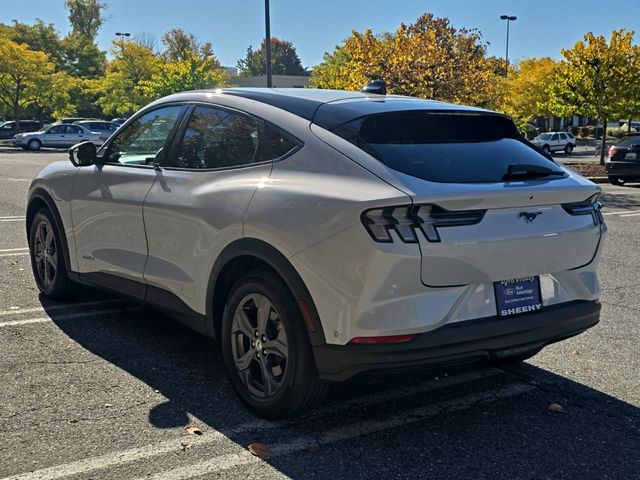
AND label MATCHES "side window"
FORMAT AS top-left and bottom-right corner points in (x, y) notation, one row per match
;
(262, 124), (298, 160)
(66, 125), (83, 134)
(48, 125), (65, 134)
(106, 105), (183, 165)
(551, 134), (559, 141)
(171, 106), (259, 169)
(559, 133), (567, 140)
